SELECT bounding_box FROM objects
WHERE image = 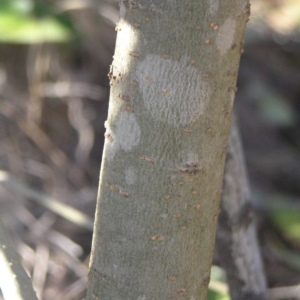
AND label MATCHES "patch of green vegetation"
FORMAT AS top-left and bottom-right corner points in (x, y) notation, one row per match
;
(0, 0), (74, 43)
